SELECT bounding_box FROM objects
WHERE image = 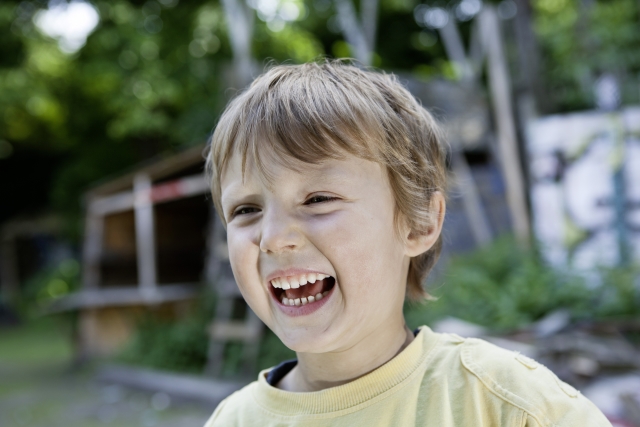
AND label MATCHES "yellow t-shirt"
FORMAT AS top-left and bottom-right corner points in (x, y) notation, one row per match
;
(204, 326), (611, 427)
